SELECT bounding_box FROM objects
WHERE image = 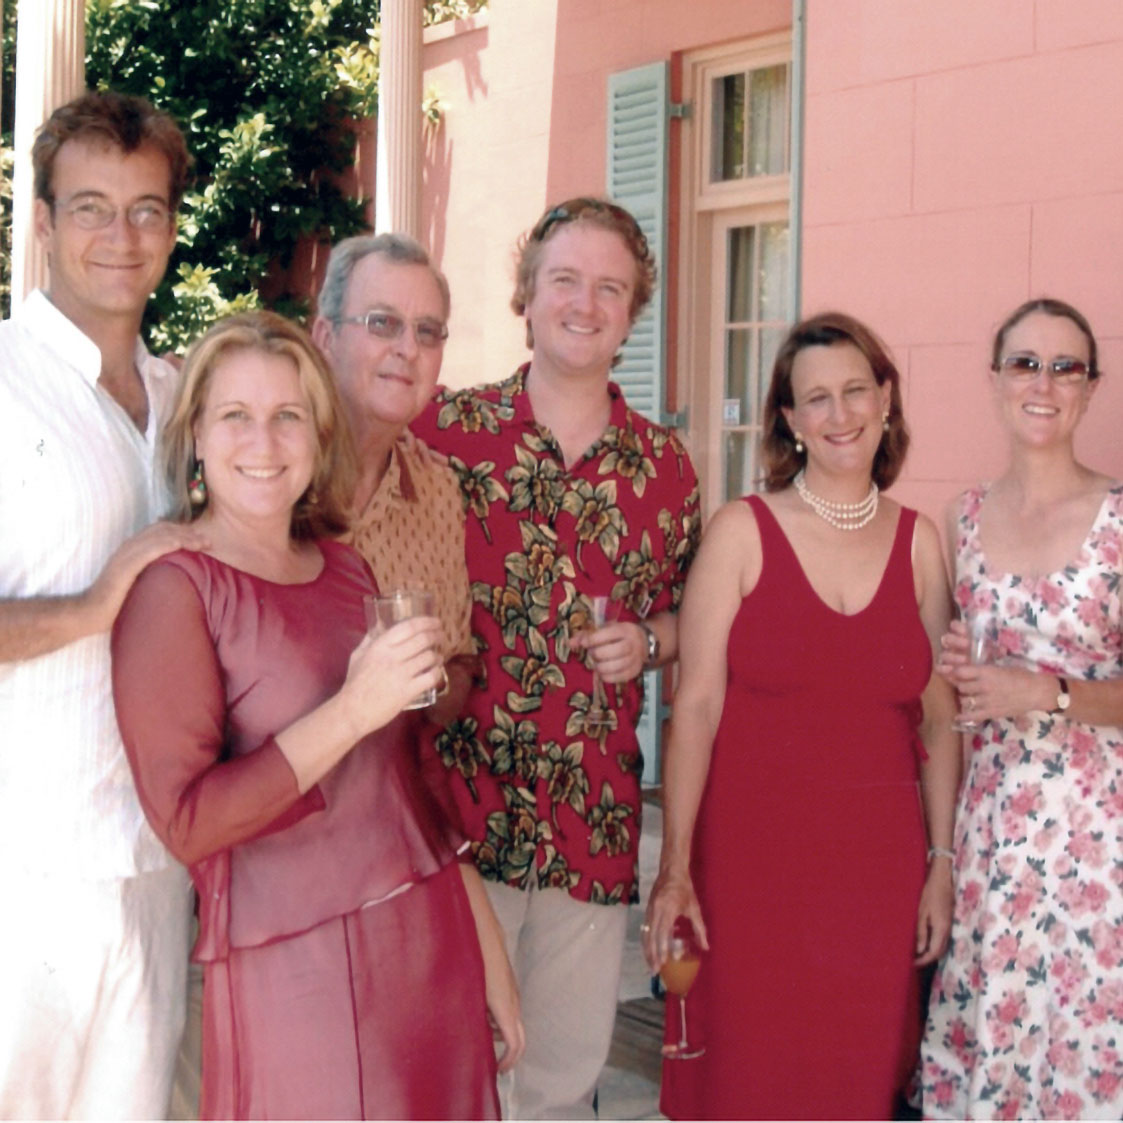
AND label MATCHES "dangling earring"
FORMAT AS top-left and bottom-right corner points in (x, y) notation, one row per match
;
(189, 460), (207, 507)
(794, 432), (805, 455)
(882, 412), (890, 433)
